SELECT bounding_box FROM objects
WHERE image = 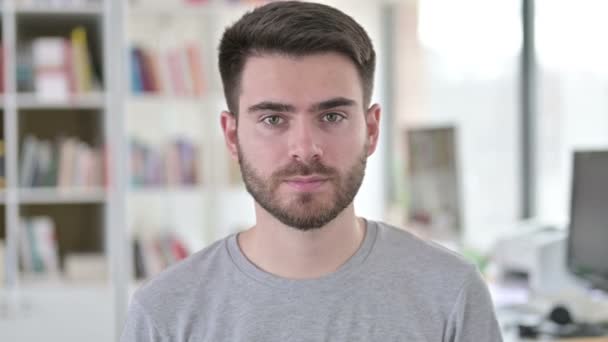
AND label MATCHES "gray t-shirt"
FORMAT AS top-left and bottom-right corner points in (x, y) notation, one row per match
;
(121, 220), (503, 341)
